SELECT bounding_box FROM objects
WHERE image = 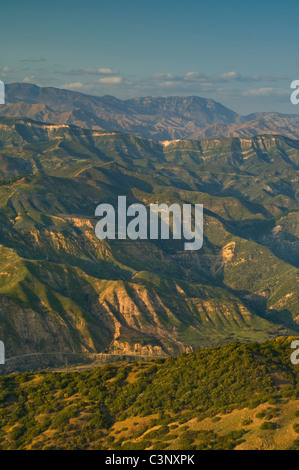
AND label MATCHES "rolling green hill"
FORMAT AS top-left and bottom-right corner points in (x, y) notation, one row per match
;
(0, 116), (298, 369)
(1, 338), (299, 450)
